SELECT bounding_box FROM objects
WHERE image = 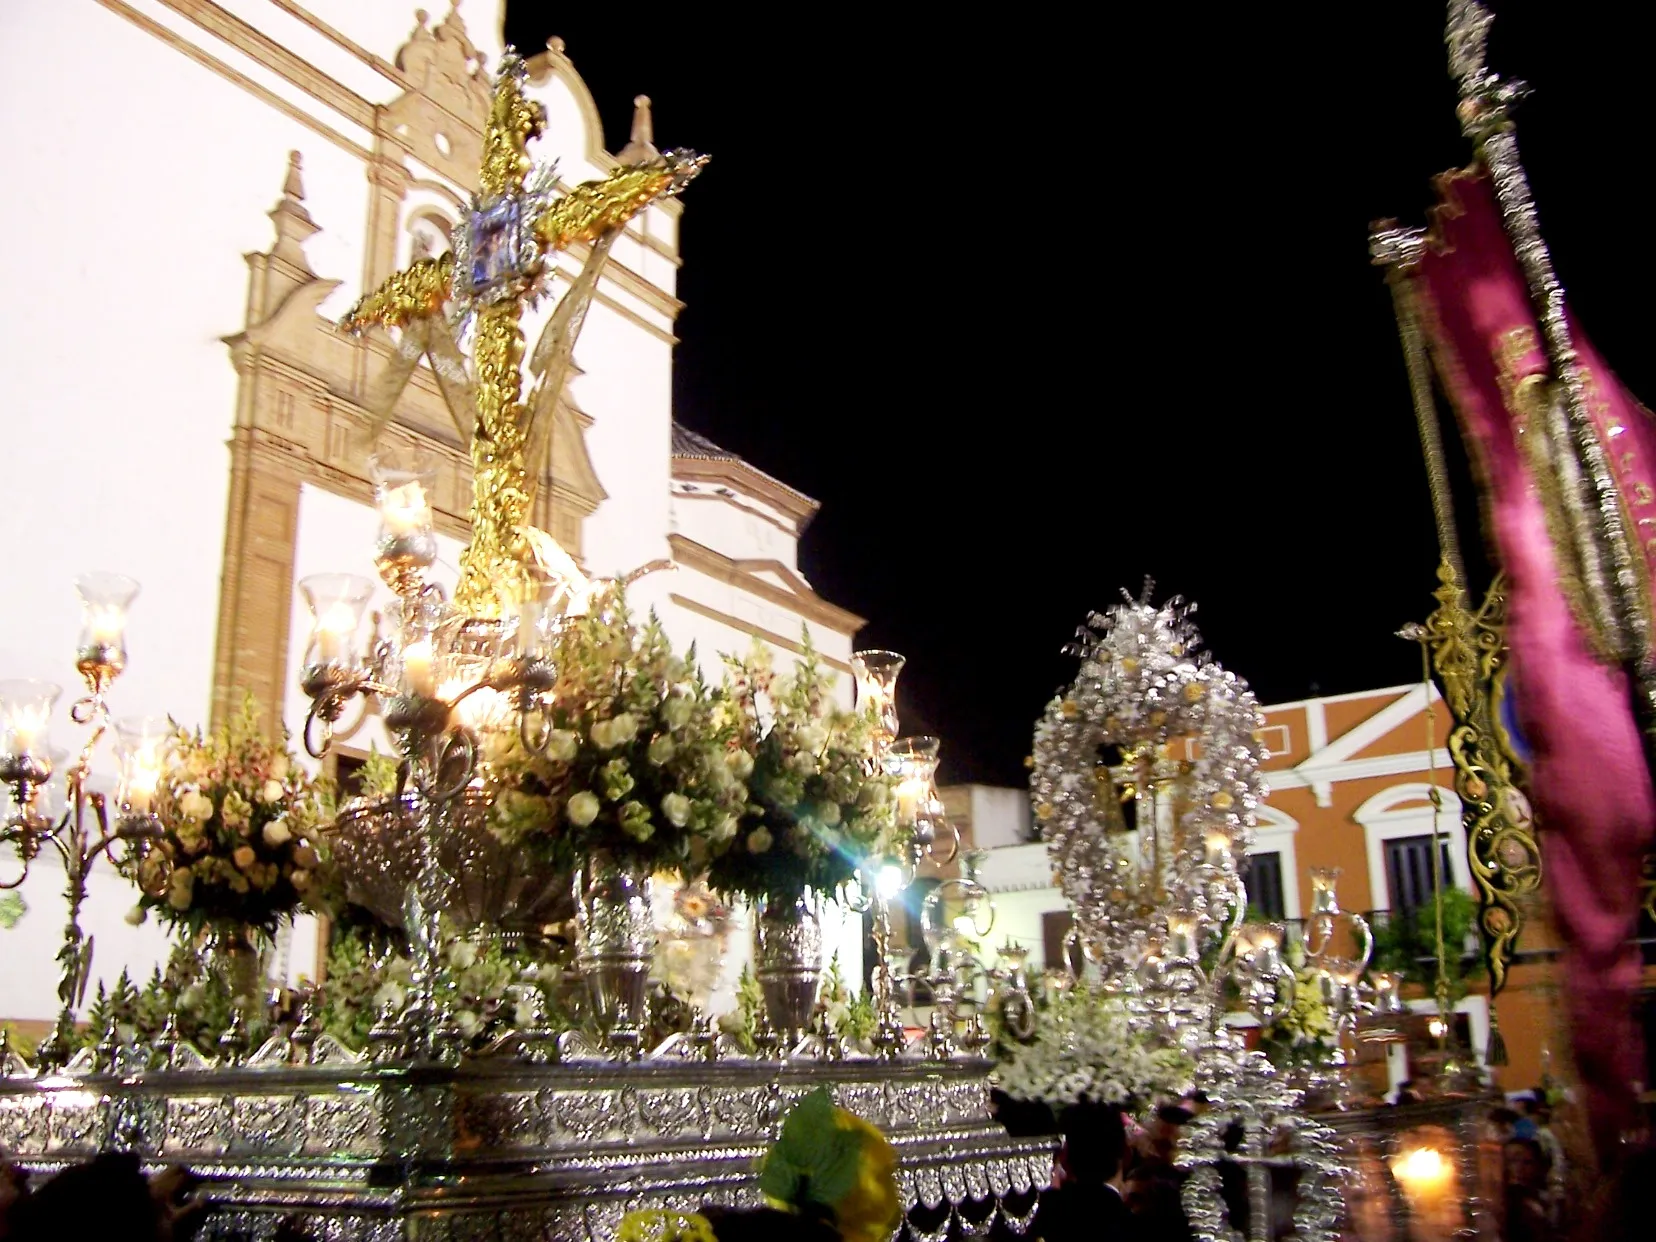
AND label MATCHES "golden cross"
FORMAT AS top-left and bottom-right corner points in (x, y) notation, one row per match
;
(340, 52), (706, 617)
